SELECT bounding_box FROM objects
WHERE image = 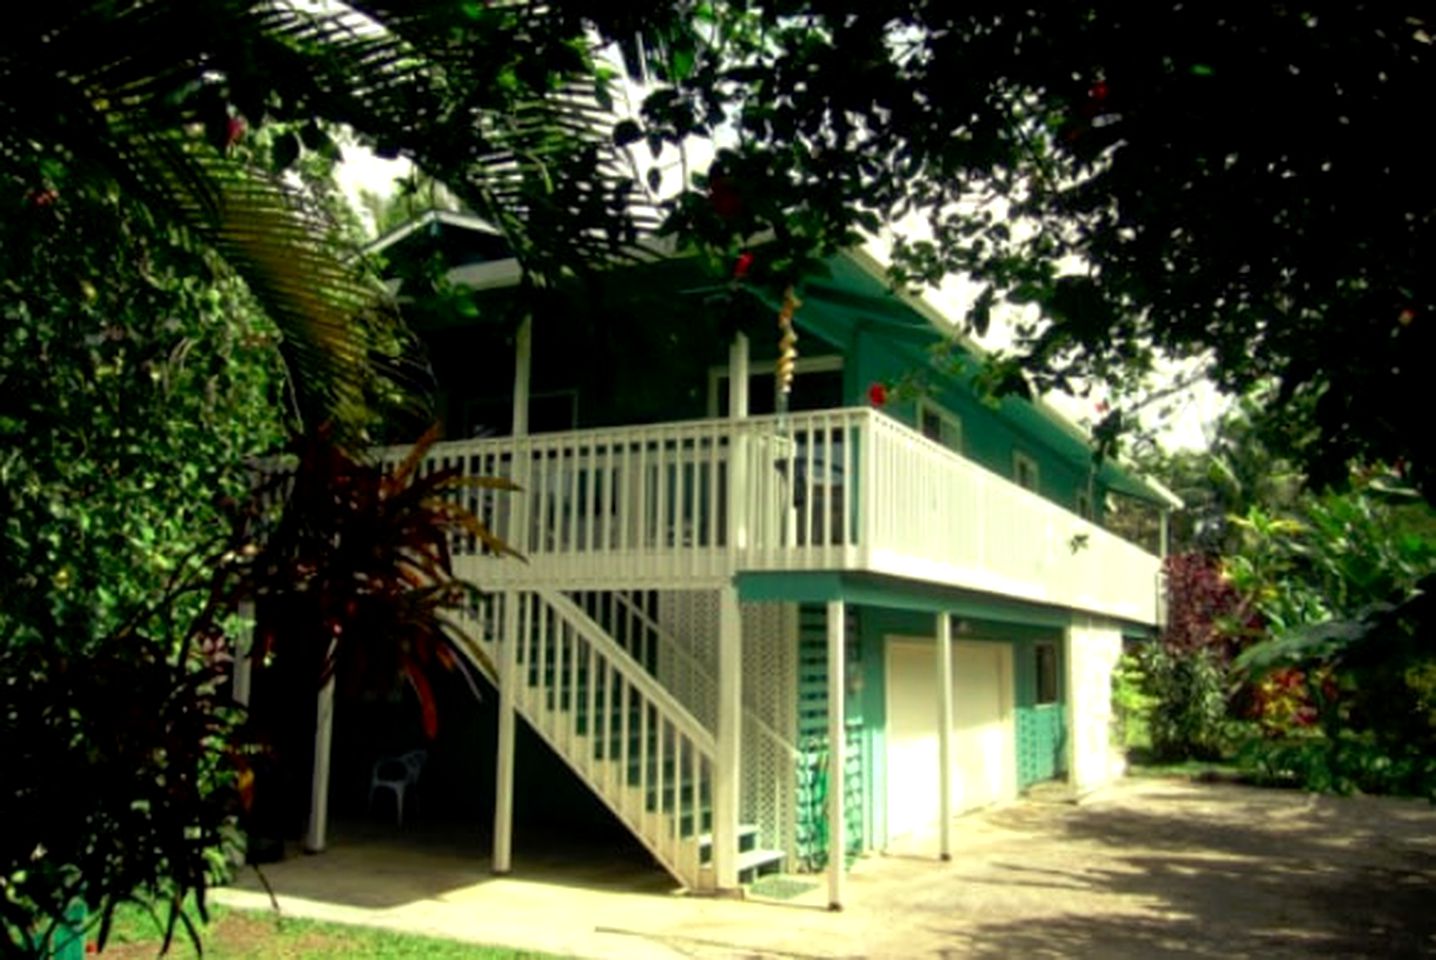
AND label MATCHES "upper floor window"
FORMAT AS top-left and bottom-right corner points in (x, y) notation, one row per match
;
(1013, 450), (1040, 492)
(709, 355), (844, 416)
(917, 399), (964, 454)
